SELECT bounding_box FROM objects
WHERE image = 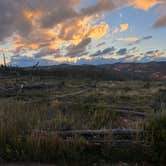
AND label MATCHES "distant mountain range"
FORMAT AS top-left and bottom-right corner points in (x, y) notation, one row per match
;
(101, 61), (166, 80)
(1, 61), (166, 81)
(38, 61), (166, 80)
